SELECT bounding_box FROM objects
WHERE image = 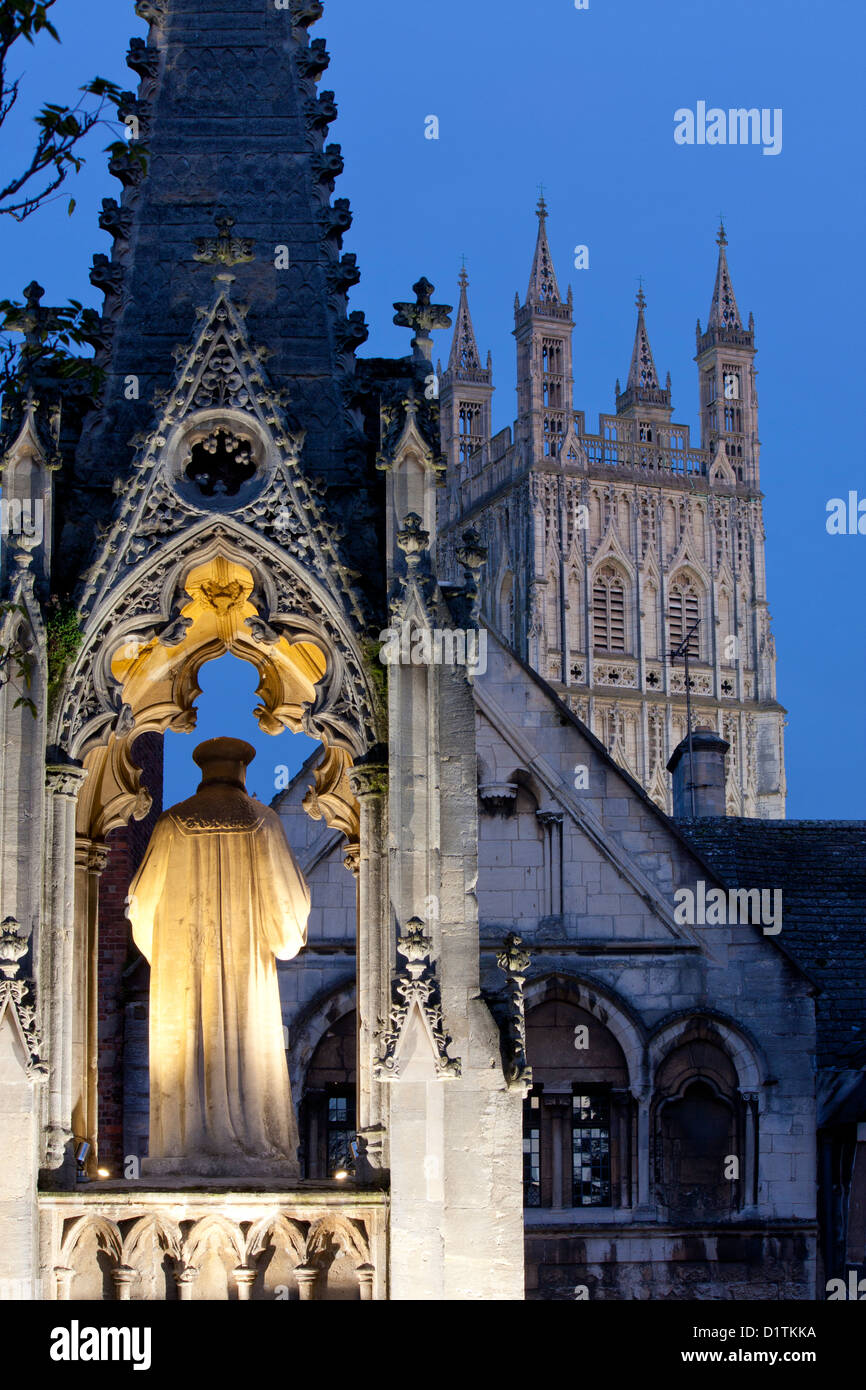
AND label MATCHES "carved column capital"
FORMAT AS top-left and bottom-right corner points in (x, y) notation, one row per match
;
(343, 843), (361, 877)
(174, 1265), (199, 1300)
(295, 1265), (319, 1301)
(233, 1268), (257, 1300)
(111, 1265), (137, 1300)
(54, 1266), (75, 1301)
(88, 843), (111, 874)
(43, 1124), (72, 1166)
(45, 763), (87, 799)
(348, 762), (388, 801)
(356, 1264), (375, 1301)
(74, 837), (110, 874)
